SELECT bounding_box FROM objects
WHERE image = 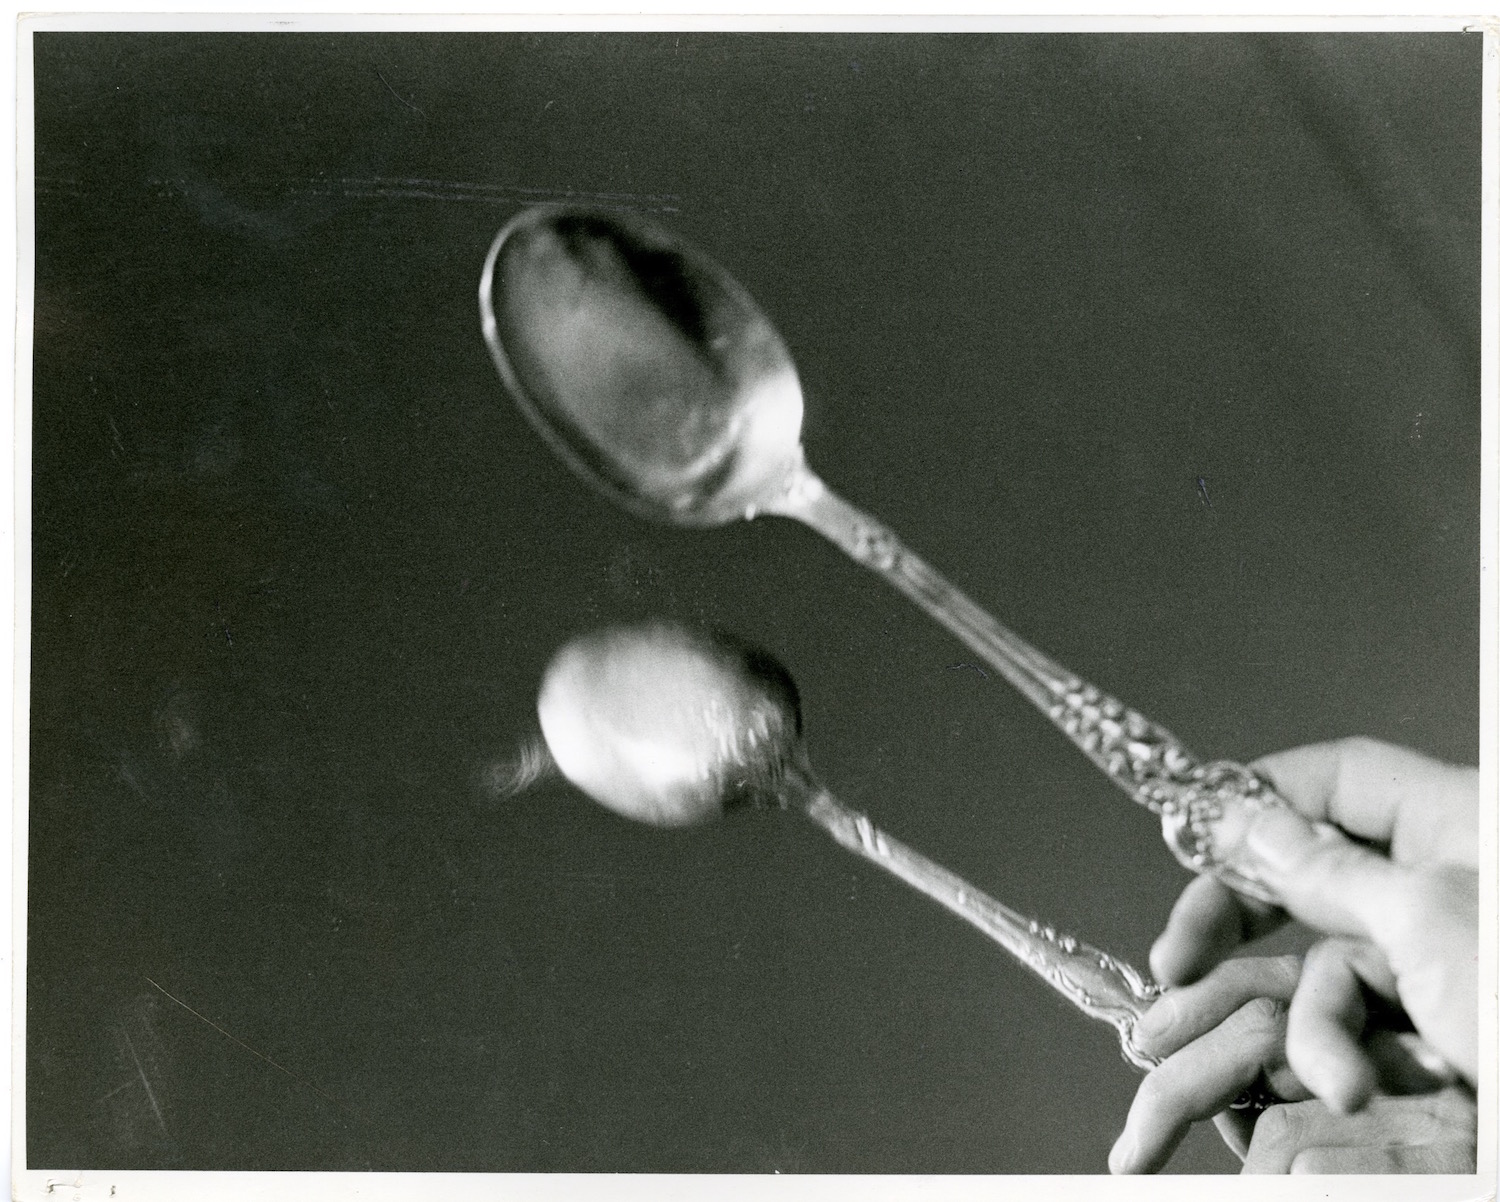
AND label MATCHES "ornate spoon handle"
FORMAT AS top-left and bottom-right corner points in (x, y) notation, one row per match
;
(771, 468), (1290, 905)
(801, 785), (1163, 1068)
(798, 784), (1275, 1113)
